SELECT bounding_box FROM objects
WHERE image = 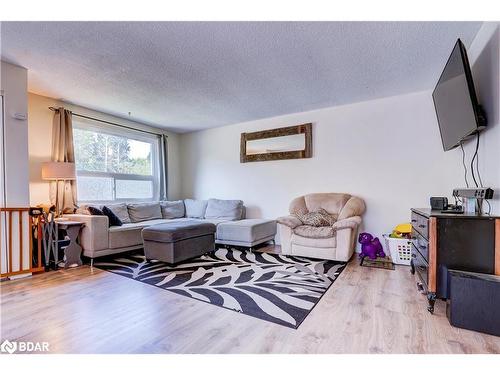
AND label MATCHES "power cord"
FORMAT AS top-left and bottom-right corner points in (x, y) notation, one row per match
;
(459, 141), (469, 188)
(472, 132), (487, 214)
(459, 133), (489, 214)
(470, 133), (480, 188)
(475, 132), (484, 187)
(485, 199), (492, 215)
